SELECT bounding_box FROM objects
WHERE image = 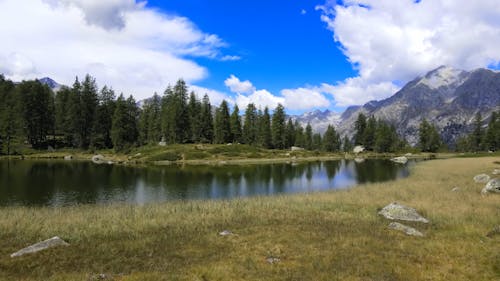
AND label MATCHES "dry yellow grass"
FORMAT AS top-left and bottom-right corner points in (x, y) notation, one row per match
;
(0, 157), (498, 280)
